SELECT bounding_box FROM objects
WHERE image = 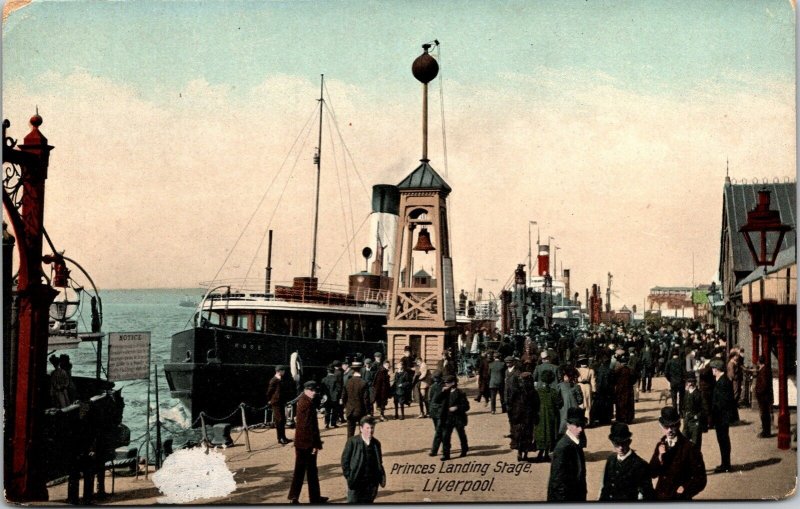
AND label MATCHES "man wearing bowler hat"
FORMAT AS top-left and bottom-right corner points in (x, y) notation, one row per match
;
(435, 375), (470, 461)
(648, 406), (706, 500)
(342, 361), (371, 439)
(711, 357), (736, 472)
(547, 407), (587, 502)
(288, 381), (328, 504)
(599, 422), (655, 501)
